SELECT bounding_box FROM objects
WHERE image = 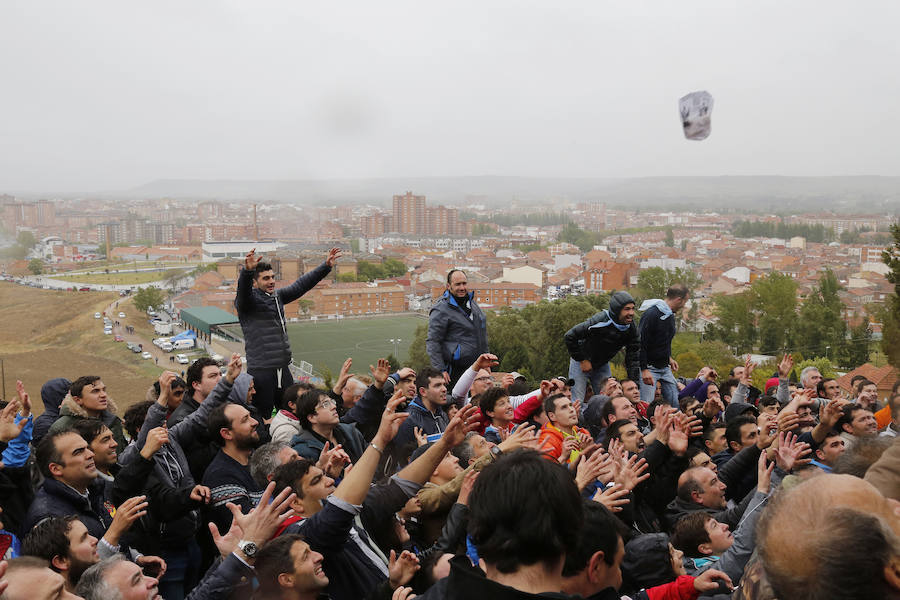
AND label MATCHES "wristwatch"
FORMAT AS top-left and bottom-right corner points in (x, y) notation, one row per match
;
(237, 540), (258, 558)
(490, 446), (503, 459)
